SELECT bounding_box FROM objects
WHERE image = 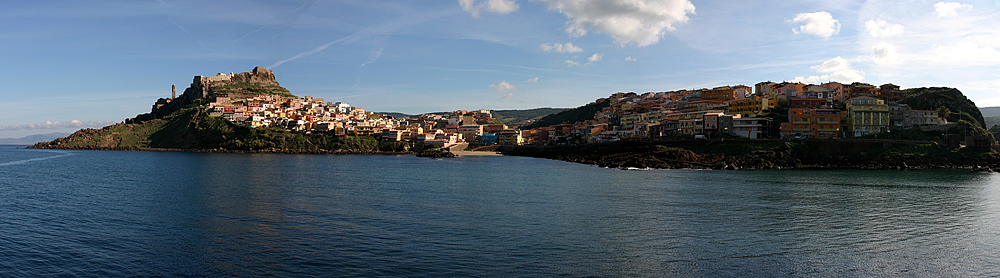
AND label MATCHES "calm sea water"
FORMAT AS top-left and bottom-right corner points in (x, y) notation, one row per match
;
(2, 145), (1000, 277)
